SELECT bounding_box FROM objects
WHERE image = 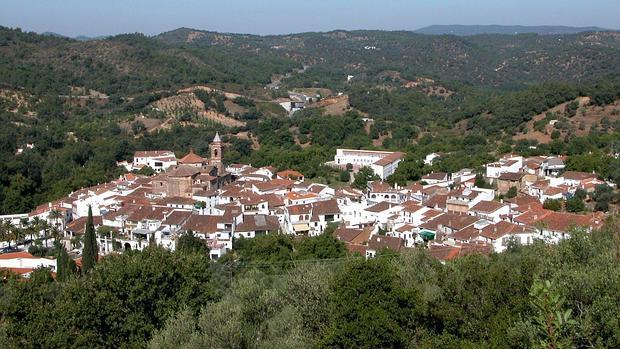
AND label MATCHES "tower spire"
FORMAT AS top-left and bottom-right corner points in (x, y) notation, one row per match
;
(211, 132), (223, 174)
